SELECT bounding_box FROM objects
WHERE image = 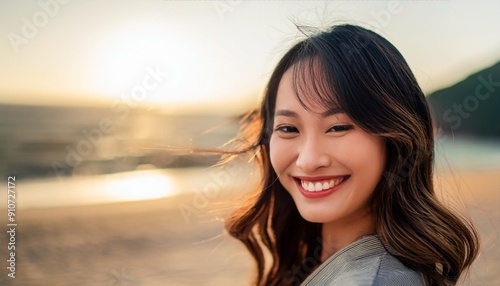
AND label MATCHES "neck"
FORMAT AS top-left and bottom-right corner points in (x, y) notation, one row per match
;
(320, 211), (375, 262)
